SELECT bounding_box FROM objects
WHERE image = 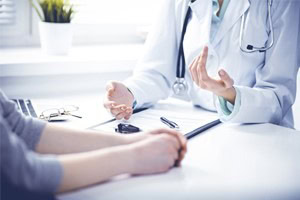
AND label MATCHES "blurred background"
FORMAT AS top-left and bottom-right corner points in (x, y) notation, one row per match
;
(0, 0), (161, 46)
(0, 0), (299, 129)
